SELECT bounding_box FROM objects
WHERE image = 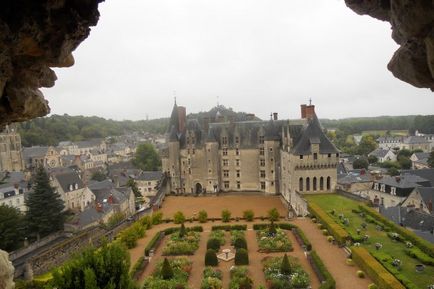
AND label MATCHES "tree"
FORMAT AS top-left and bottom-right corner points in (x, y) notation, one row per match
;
(90, 171), (106, 182)
(173, 211), (186, 224)
(52, 241), (135, 289)
(397, 149), (412, 159)
(179, 223), (186, 238)
(368, 155), (378, 164)
(353, 158), (369, 170)
(198, 210), (208, 223)
(26, 166), (65, 240)
(280, 254), (292, 275)
(126, 178), (141, 198)
(132, 143), (161, 171)
(221, 209), (231, 222)
(428, 151), (434, 168)
(267, 208), (280, 222)
(357, 135), (377, 156)
(161, 258), (174, 280)
(234, 237), (247, 250)
(0, 205), (24, 251)
(243, 210), (254, 222)
(388, 167), (400, 176)
(398, 157), (412, 169)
